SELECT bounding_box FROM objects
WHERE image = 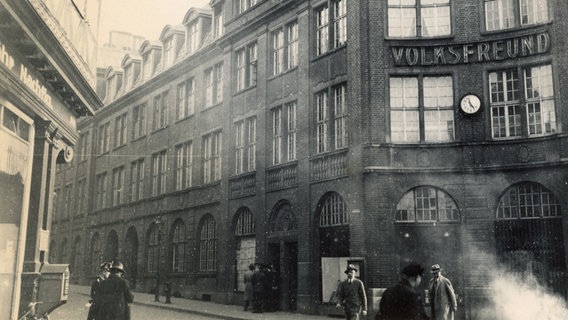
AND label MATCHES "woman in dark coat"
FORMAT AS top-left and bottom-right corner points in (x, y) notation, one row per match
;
(94, 261), (134, 320)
